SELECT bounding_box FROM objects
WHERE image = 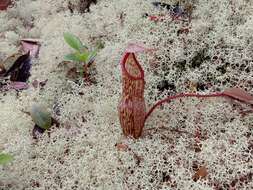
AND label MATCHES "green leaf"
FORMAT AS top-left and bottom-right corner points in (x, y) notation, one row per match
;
(0, 153), (13, 165)
(76, 52), (89, 62)
(64, 52), (89, 63)
(80, 46), (89, 52)
(64, 53), (81, 62)
(30, 104), (52, 130)
(63, 32), (85, 51)
(87, 50), (97, 65)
